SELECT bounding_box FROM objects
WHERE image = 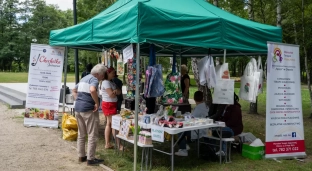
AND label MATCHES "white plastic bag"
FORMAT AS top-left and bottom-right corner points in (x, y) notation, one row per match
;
(239, 62), (256, 102)
(198, 56), (209, 86)
(213, 79), (234, 104)
(207, 56), (217, 88)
